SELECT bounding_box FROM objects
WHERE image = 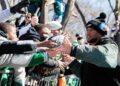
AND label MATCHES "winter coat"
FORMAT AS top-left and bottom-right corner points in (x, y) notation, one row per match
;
(69, 37), (119, 86)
